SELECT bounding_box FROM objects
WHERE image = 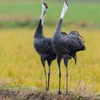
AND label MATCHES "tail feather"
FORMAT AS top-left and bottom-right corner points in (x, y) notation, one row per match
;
(68, 30), (83, 40)
(69, 30), (86, 51)
(61, 31), (67, 36)
(73, 54), (77, 65)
